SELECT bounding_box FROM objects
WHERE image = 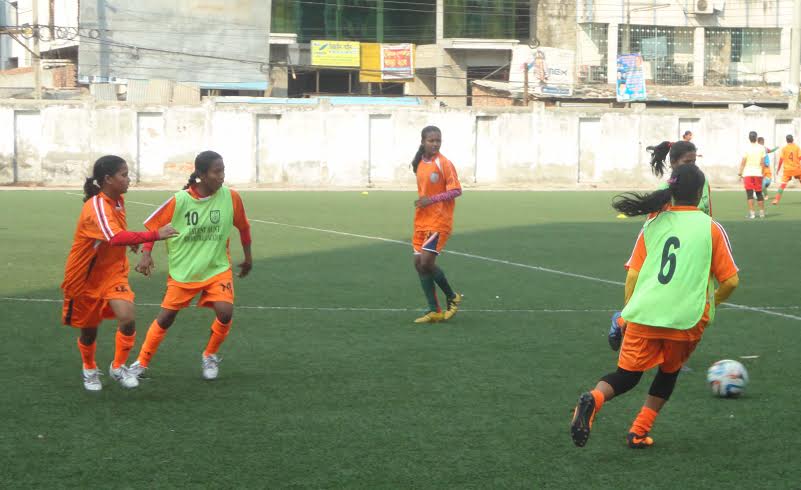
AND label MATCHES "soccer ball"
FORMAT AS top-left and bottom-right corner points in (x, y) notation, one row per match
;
(706, 359), (749, 398)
